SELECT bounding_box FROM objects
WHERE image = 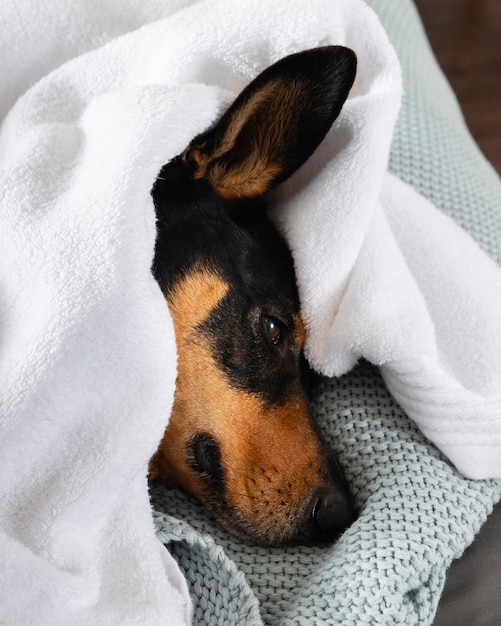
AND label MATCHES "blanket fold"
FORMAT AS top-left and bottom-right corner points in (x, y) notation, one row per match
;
(1, 0), (500, 624)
